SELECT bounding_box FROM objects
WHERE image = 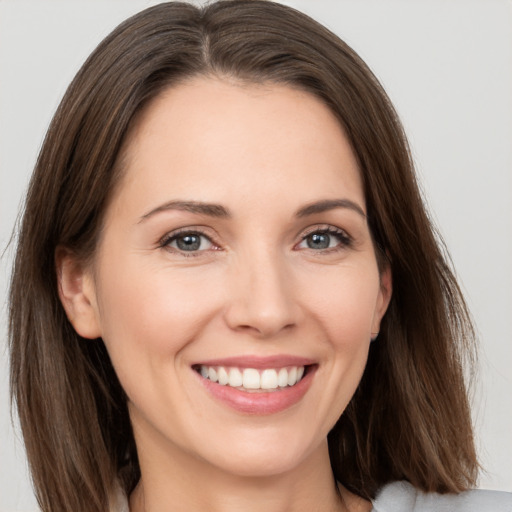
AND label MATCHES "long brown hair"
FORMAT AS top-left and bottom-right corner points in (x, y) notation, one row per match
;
(9, 1), (478, 510)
